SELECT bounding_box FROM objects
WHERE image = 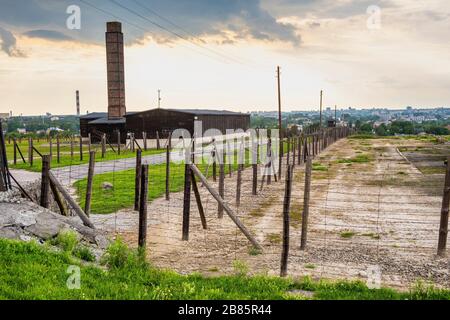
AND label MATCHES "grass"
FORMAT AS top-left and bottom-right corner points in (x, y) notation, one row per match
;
(312, 162), (328, 171)
(290, 202), (303, 228)
(74, 151), (252, 214)
(340, 231), (356, 239)
(336, 154), (373, 164)
(249, 196), (276, 218)
(10, 145), (165, 172)
(361, 233), (381, 240)
(418, 166), (446, 175)
(1, 238), (450, 300)
(267, 233), (282, 244)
